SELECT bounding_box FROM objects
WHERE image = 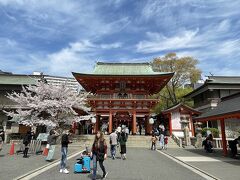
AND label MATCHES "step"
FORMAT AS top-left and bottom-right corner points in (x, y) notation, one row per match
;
(71, 135), (179, 148)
